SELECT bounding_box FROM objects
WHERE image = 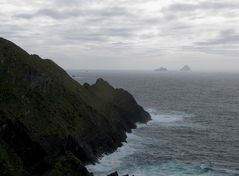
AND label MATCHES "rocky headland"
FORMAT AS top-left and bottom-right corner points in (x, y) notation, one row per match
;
(0, 38), (151, 176)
